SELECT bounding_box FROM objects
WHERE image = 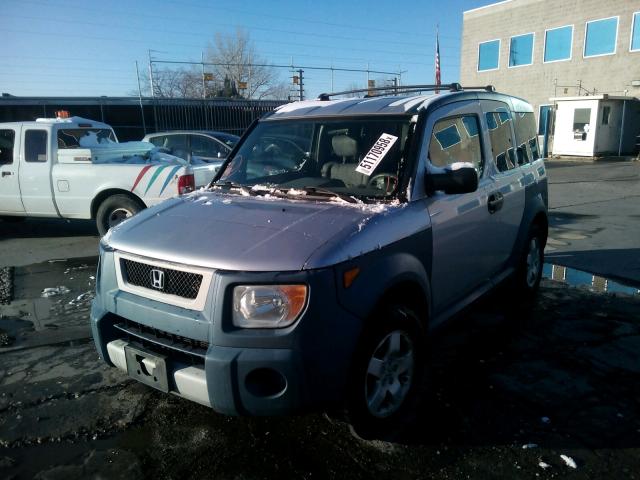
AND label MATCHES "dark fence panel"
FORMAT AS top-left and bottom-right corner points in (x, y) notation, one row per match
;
(0, 96), (286, 141)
